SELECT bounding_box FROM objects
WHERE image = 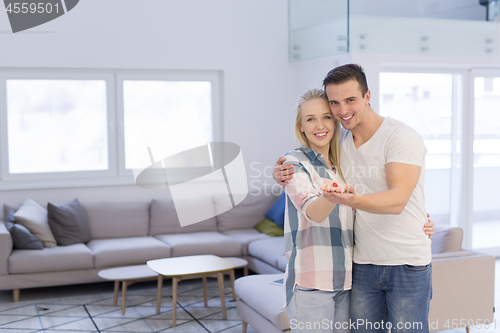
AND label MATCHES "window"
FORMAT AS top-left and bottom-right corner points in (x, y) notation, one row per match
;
(473, 77), (500, 167)
(472, 73), (500, 250)
(380, 69), (500, 255)
(6, 79), (108, 174)
(0, 69), (221, 187)
(380, 72), (463, 227)
(121, 79), (212, 171)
